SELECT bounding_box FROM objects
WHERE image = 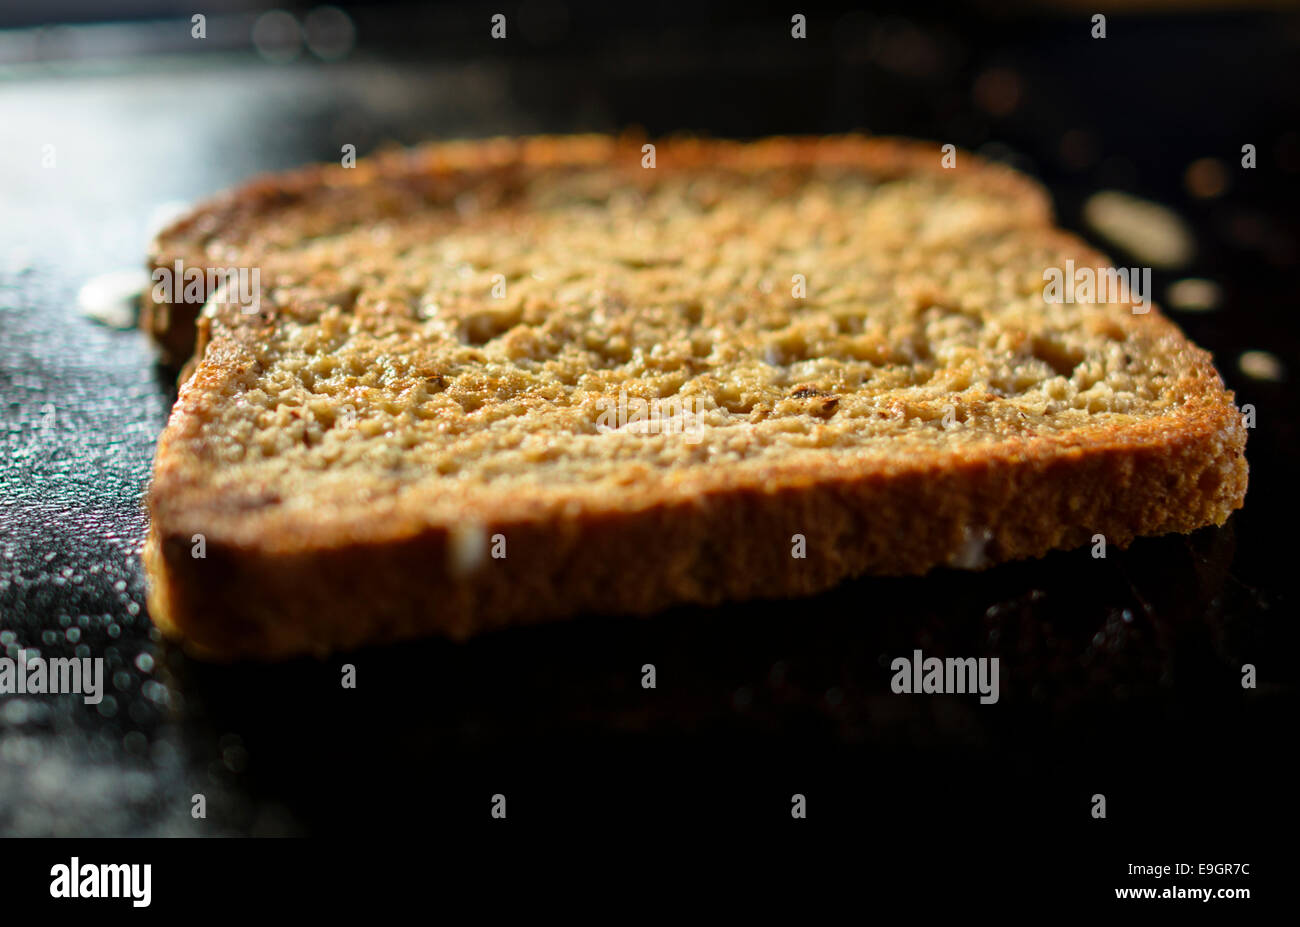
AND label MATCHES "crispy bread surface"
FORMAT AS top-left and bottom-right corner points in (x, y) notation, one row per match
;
(143, 136), (1247, 659)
